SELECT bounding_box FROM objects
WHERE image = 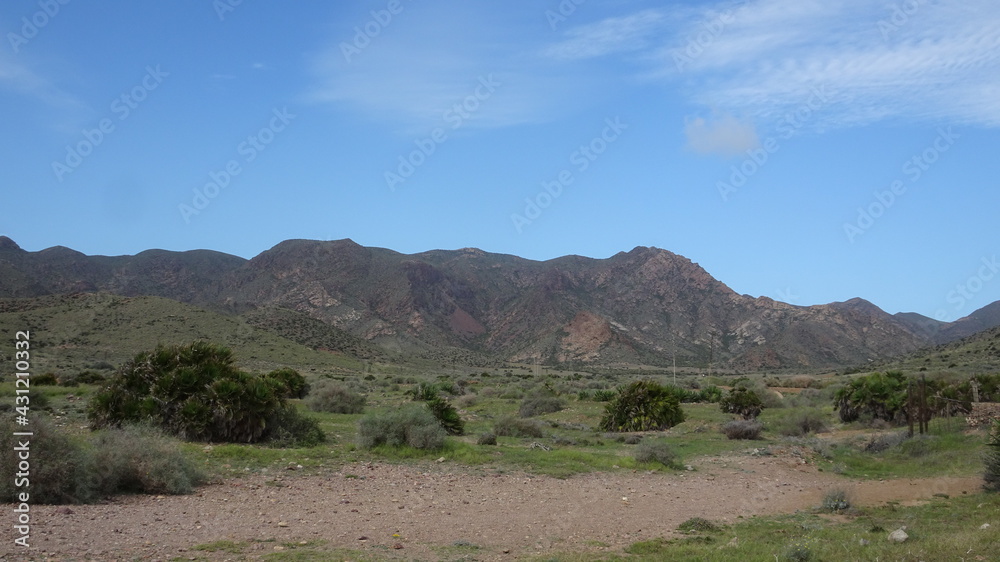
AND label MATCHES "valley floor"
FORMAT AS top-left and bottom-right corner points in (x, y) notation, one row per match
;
(2, 451), (986, 561)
